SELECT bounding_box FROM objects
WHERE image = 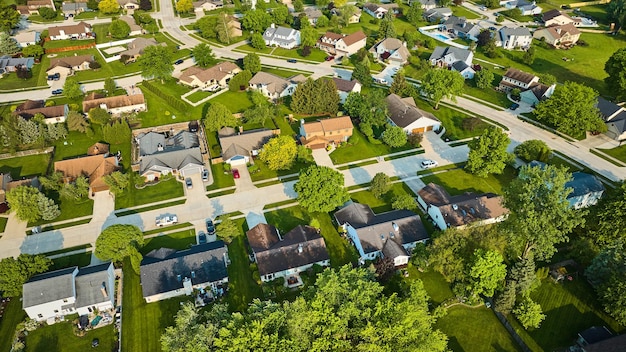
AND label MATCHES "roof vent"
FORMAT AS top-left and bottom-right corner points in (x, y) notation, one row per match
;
(452, 204), (458, 210)
(297, 244), (303, 253)
(176, 274), (182, 282)
(392, 222), (399, 232)
(191, 271), (196, 279)
(390, 232), (395, 239)
(380, 234), (385, 241)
